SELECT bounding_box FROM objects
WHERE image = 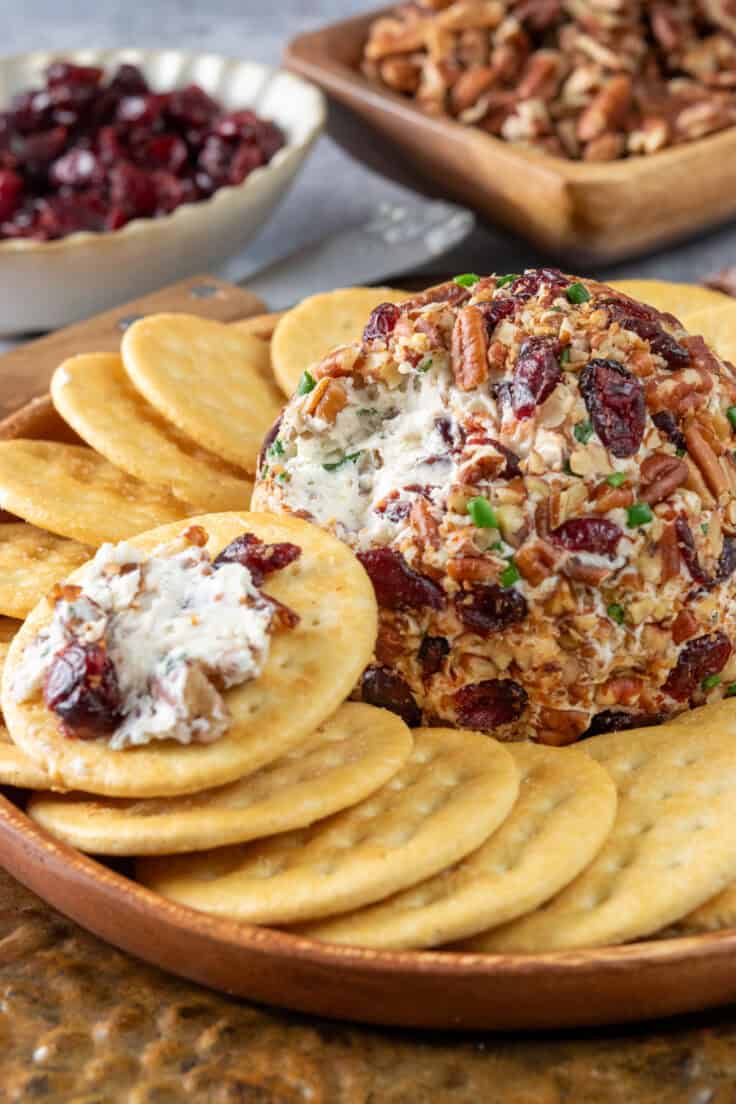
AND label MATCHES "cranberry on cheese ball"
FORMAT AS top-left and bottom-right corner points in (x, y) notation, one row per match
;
(252, 270), (736, 743)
